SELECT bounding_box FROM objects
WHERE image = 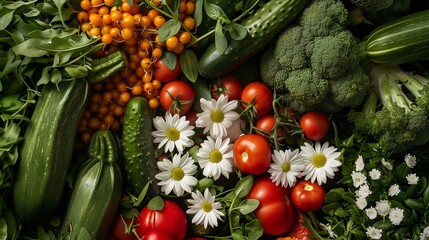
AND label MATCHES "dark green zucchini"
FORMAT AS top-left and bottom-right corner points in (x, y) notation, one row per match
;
(59, 130), (122, 240)
(197, 0), (311, 79)
(122, 97), (160, 198)
(365, 9), (429, 65)
(12, 79), (89, 225)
